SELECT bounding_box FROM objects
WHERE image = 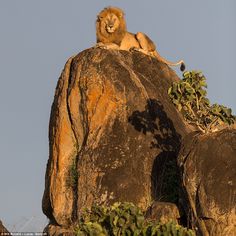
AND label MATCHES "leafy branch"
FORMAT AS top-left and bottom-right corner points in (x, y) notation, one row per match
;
(75, 202), (195, 235)
(168, 71), (235, 133)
